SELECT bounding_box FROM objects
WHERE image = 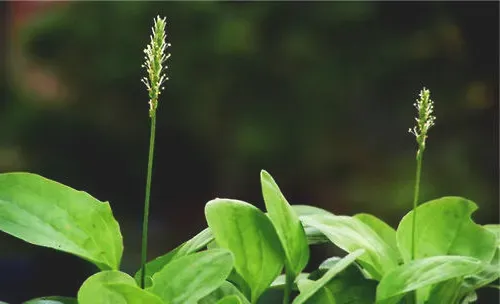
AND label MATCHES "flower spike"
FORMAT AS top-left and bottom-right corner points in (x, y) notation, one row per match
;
(142, 16), (171, 117)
